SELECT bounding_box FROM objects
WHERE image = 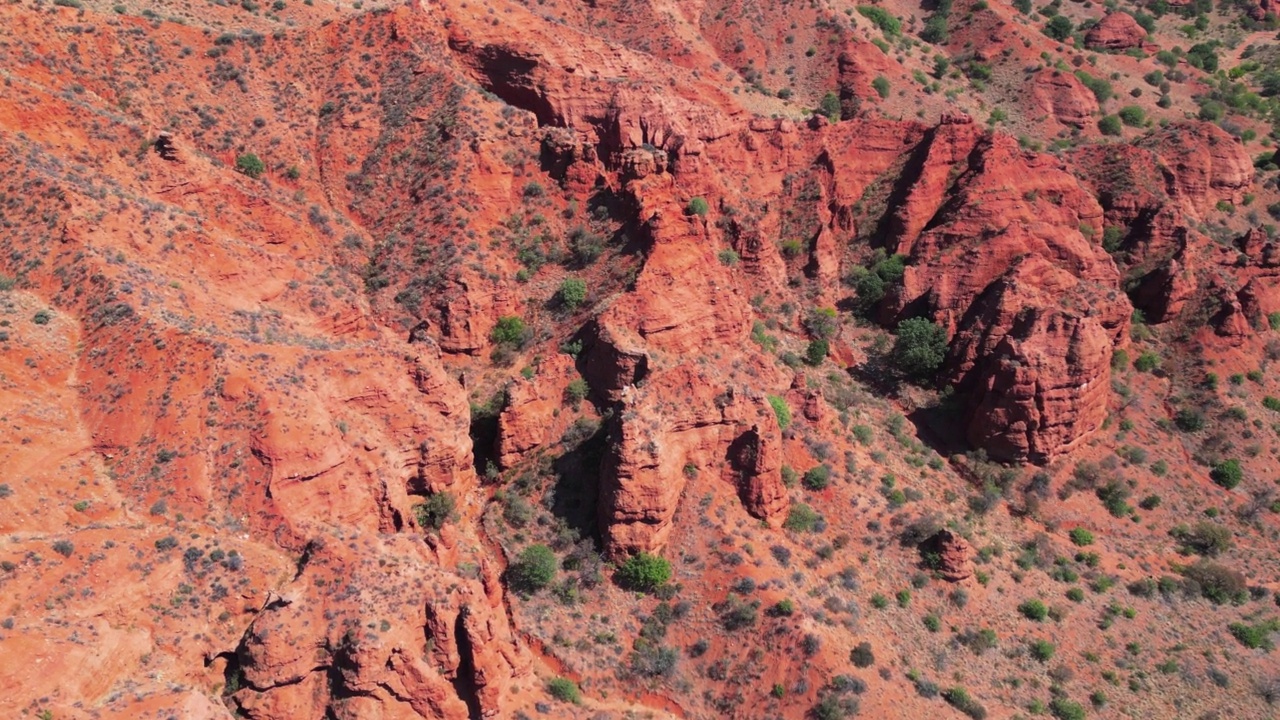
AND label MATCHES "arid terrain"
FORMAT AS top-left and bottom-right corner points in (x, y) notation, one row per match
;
(3, 0), (1280, 717)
